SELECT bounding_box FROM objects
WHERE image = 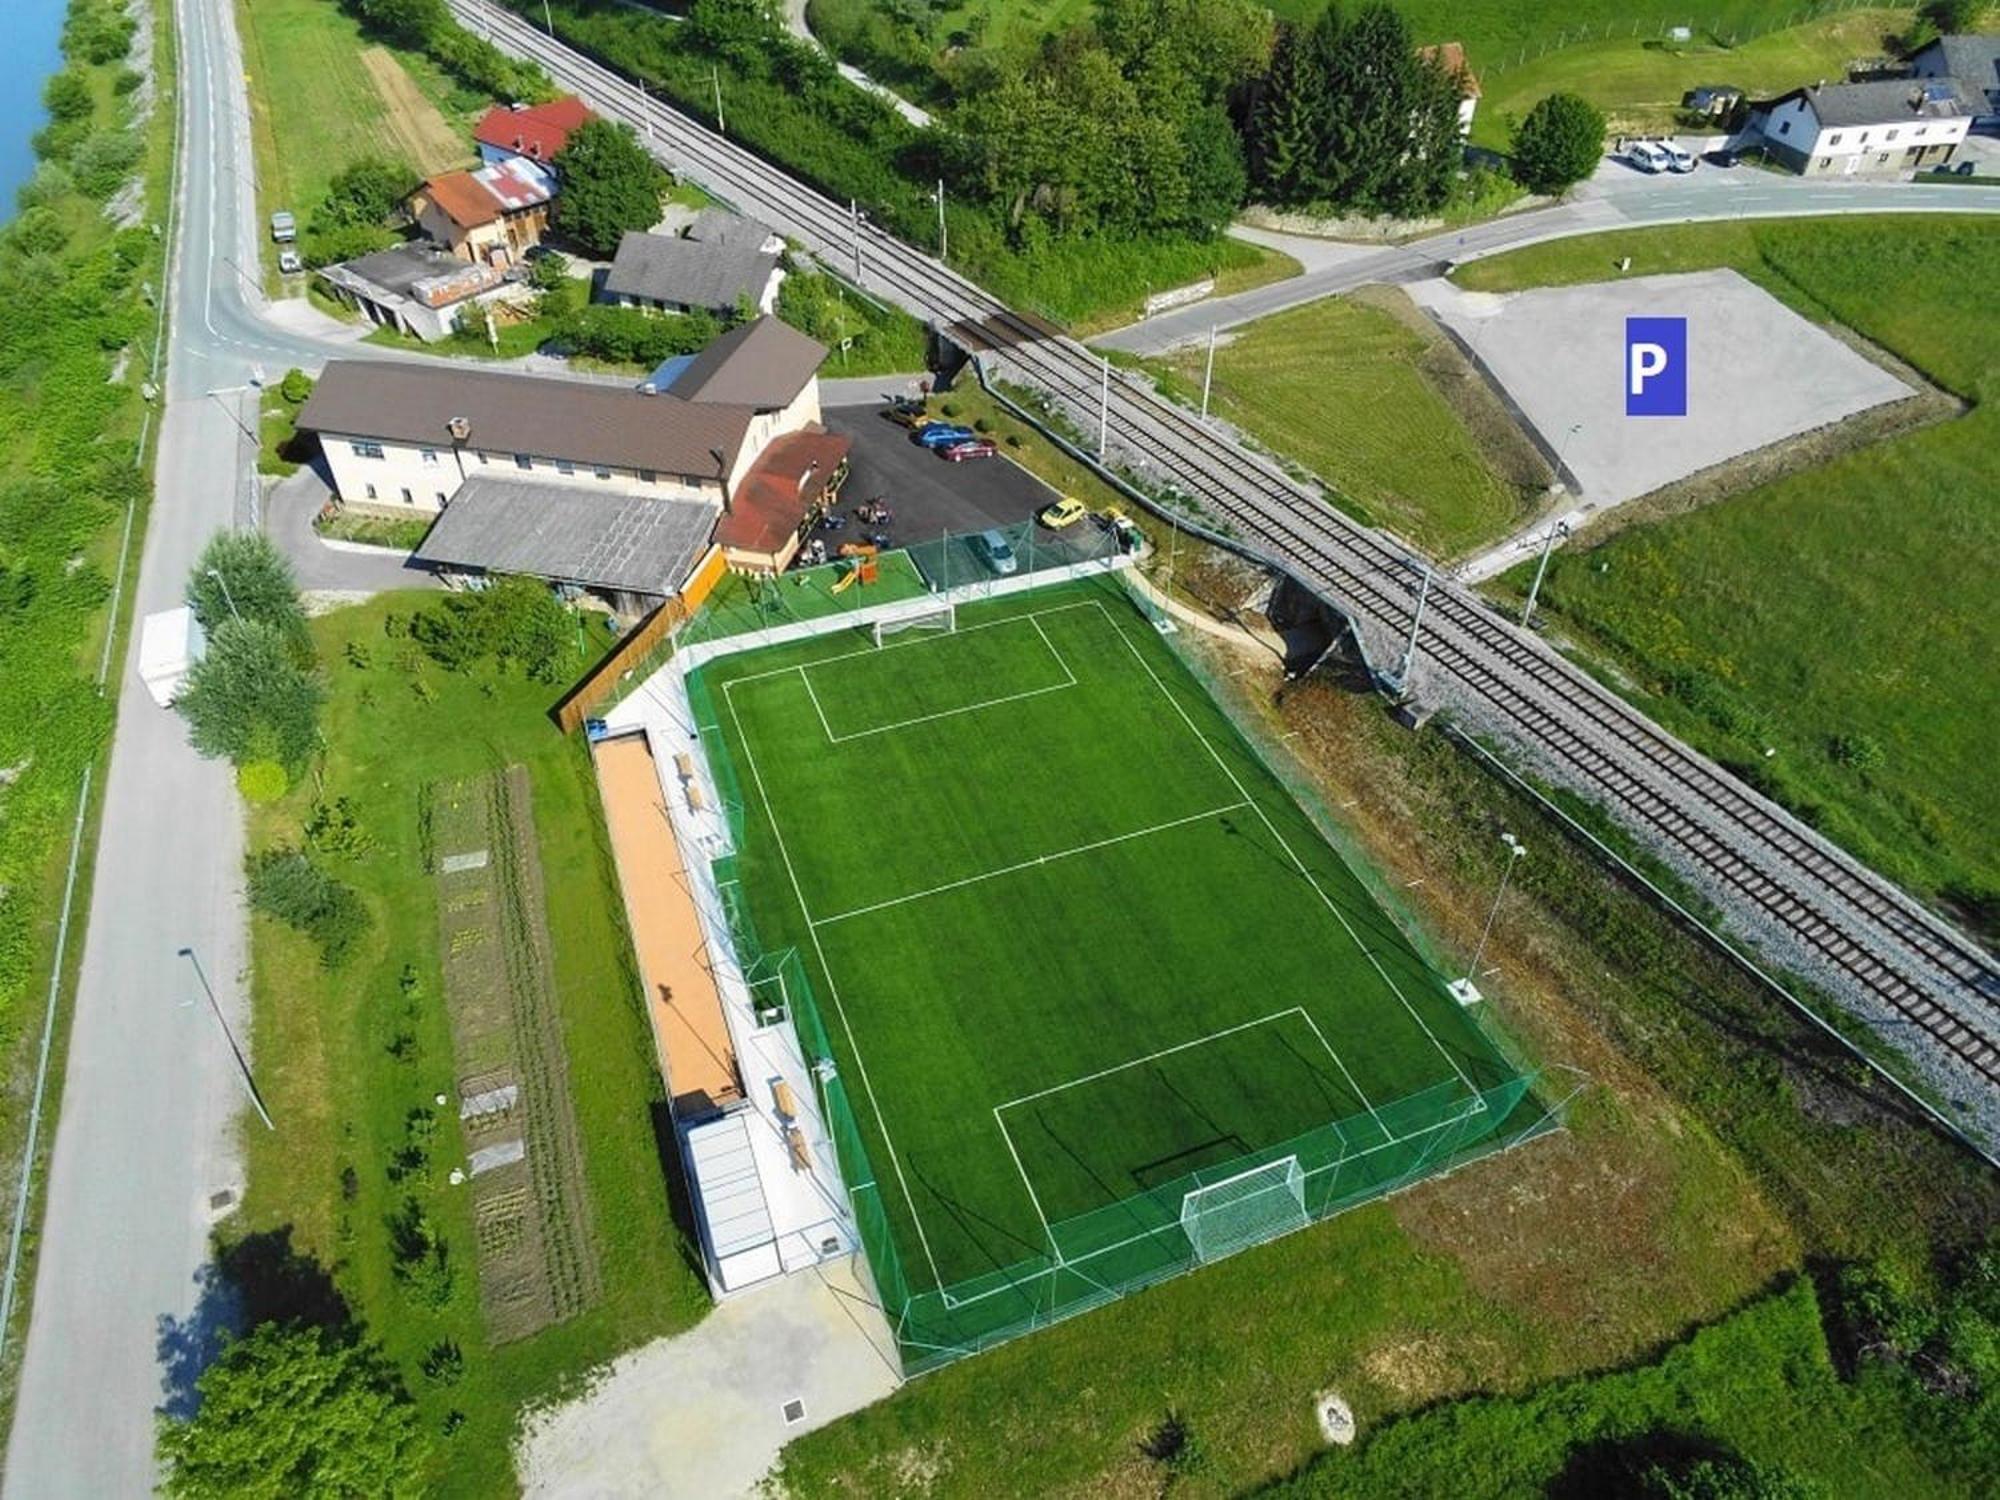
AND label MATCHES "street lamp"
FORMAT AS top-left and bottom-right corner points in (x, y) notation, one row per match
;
(1453, 832), (1525, 1005)
(177, 947), (275, 1131)
(205, 567), (242, 623)
(1521, 518), (1570, 629)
